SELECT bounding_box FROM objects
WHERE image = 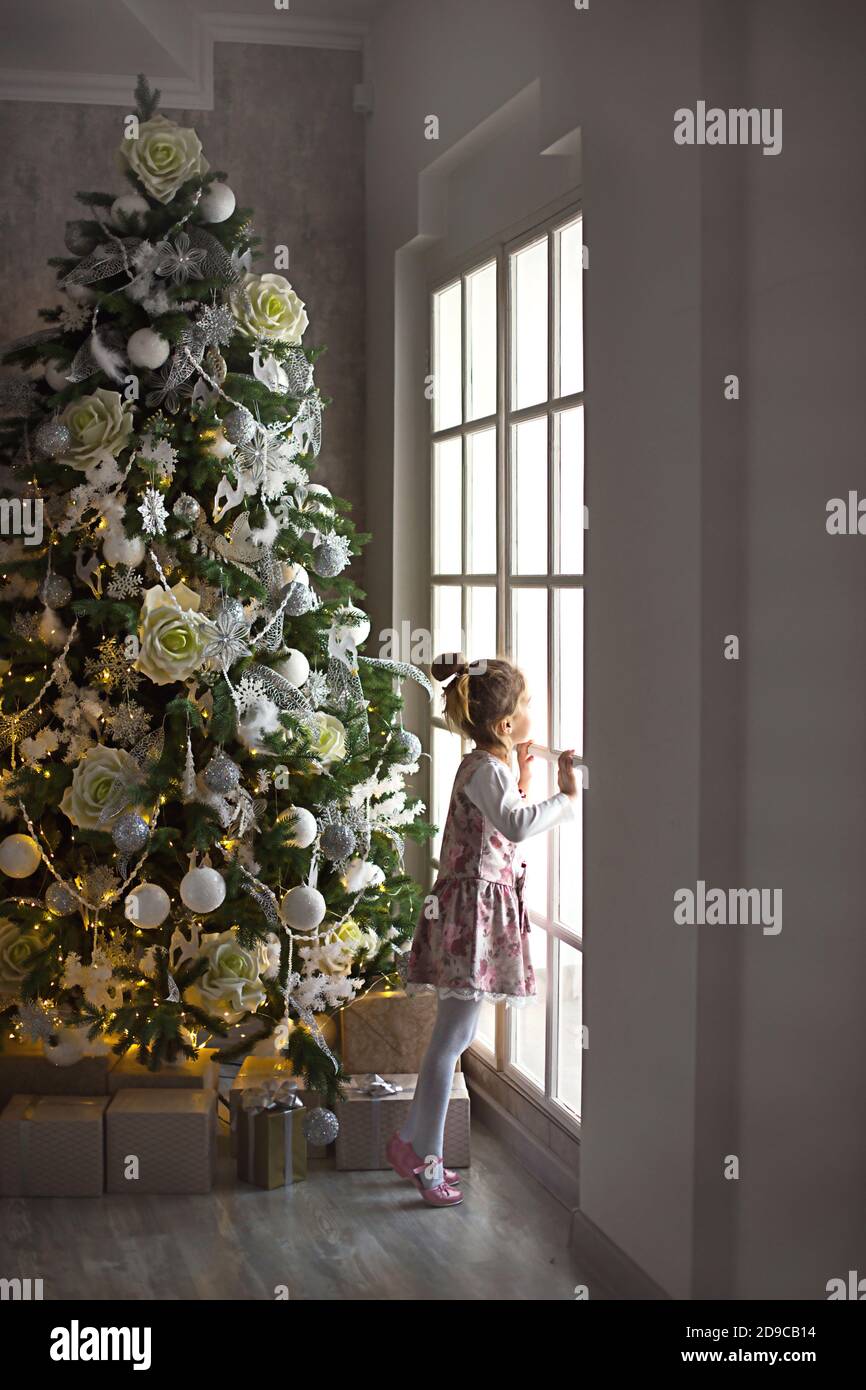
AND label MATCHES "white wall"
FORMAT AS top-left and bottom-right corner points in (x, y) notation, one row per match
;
(363, 0), (866, 1300)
